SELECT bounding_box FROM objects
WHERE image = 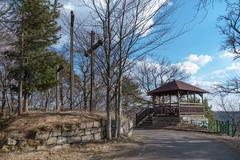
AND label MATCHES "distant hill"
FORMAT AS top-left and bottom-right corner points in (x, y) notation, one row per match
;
(214, 111), (240, 122)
